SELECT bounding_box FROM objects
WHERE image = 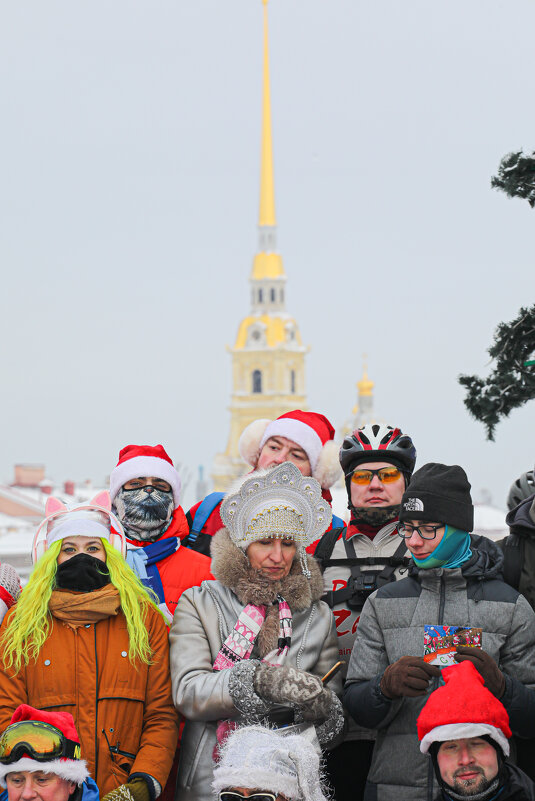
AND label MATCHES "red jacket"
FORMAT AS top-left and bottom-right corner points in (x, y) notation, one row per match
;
(126, 507), (214, 618)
